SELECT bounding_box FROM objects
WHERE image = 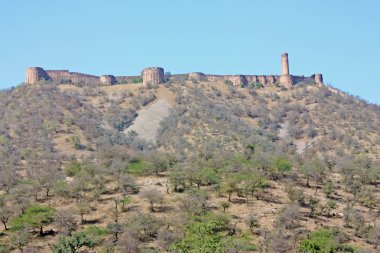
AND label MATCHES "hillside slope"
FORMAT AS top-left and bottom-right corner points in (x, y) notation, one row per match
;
(0, 79), (379, 252)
